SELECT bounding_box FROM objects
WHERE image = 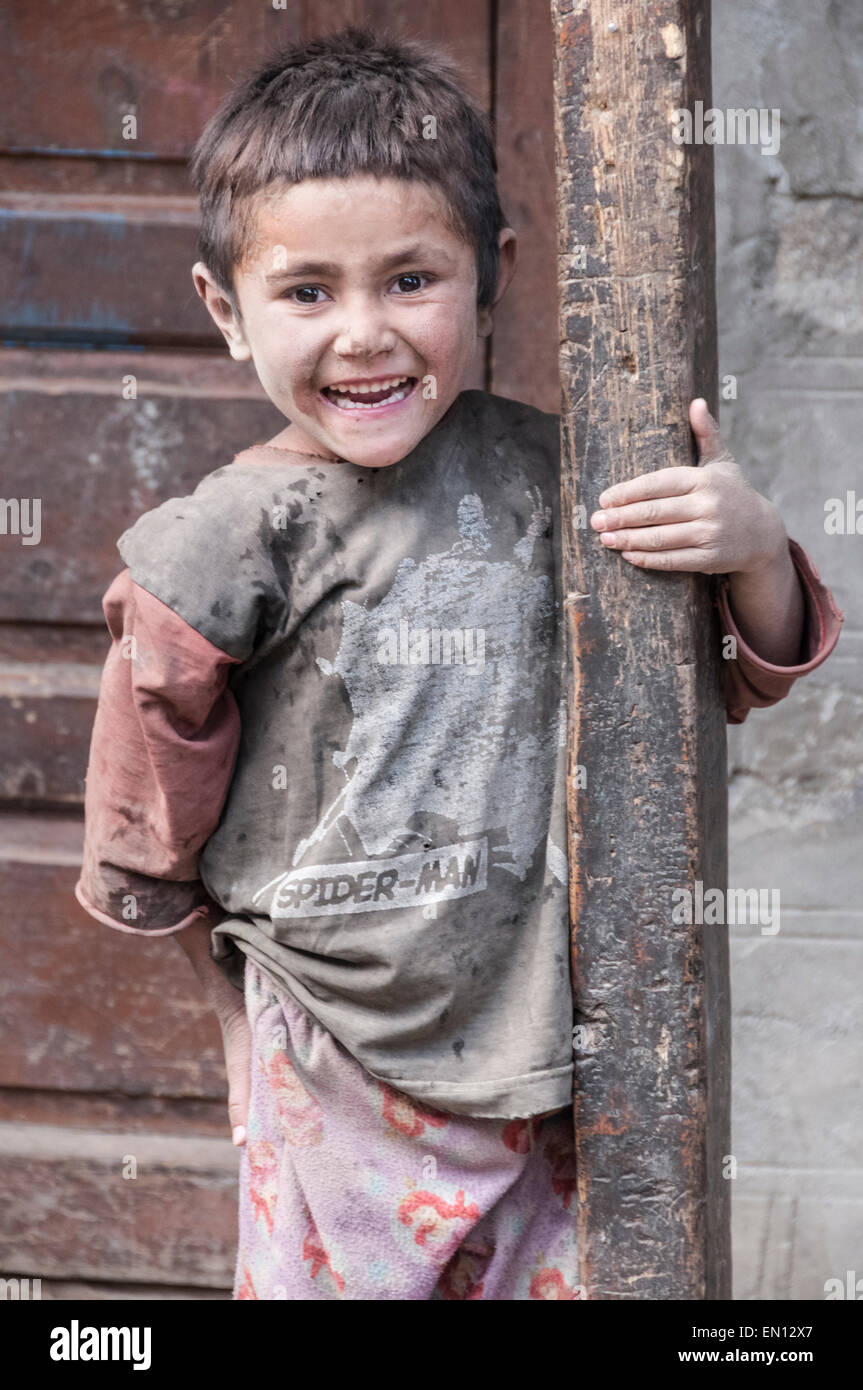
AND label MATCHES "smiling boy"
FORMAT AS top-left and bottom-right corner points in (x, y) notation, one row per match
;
(195, 173), (504, 470)
(75, 26), (842, 1300)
